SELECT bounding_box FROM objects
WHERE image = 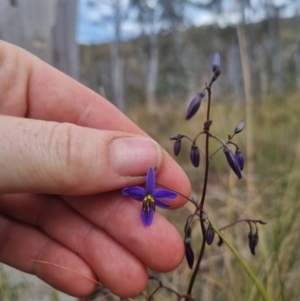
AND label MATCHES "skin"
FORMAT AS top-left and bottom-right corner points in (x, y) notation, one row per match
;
(0, 41), (191, 298)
